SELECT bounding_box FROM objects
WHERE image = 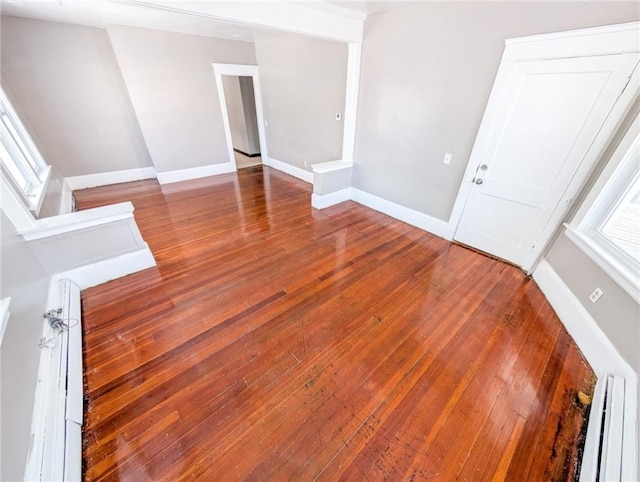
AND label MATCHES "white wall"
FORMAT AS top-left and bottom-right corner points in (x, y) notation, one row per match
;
(353, 1), (640, 221)
(0, 16), (153, 179)
(0, 212), (52, 481)
(106, 24), (257, 175)
(255, 33), (347, 171)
